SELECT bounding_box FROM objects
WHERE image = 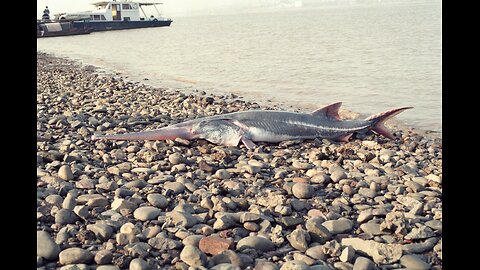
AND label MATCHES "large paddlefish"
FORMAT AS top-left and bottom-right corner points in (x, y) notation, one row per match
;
(92, 102), (412, 149)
